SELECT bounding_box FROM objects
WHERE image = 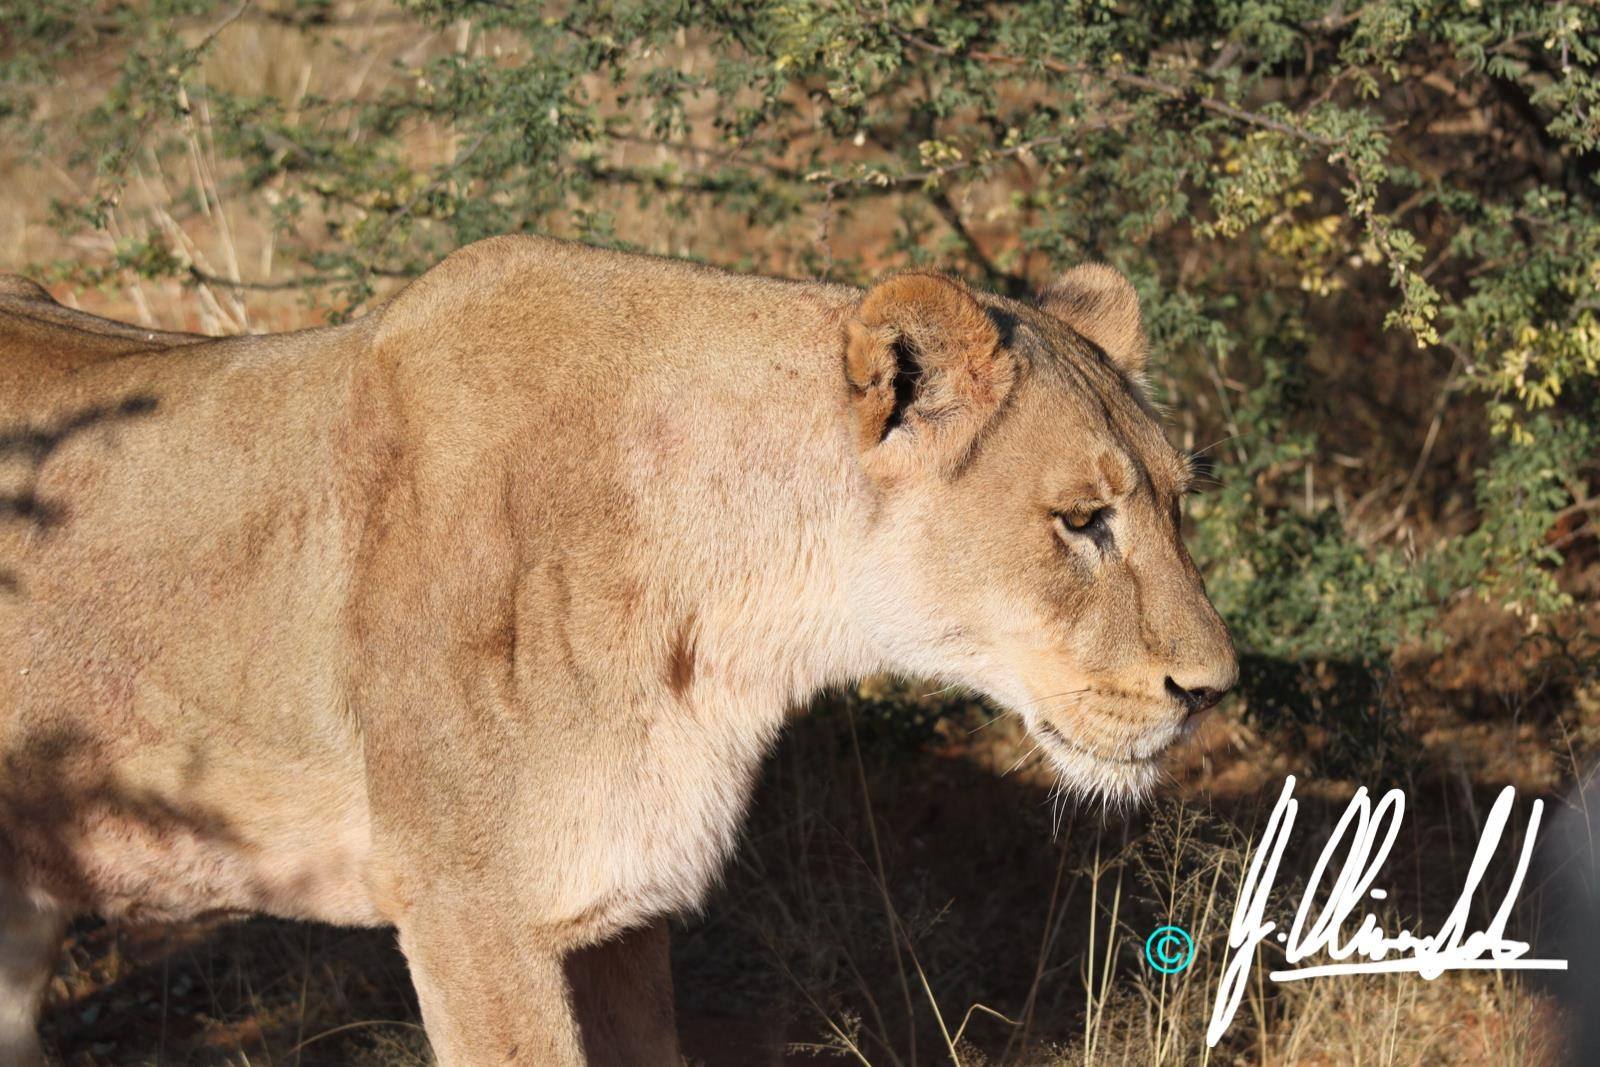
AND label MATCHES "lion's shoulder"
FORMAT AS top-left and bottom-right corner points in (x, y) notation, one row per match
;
(370, 234), (858, 359)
